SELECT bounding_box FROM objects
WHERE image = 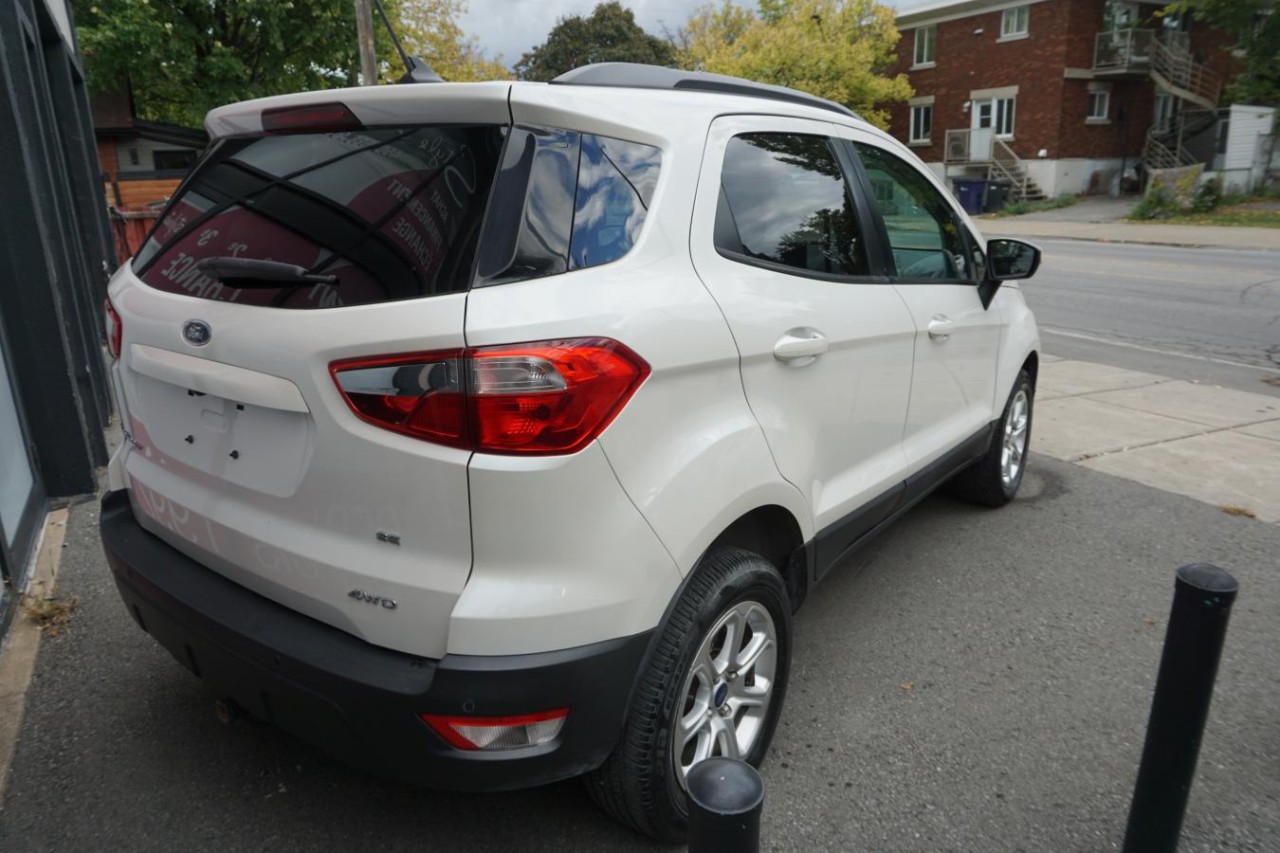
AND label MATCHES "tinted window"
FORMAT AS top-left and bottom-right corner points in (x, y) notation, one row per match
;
(478, 128), (661, 286)
(716, 133), (868, 277)
(854, 143), (970, 281)
(133, 126), (504, 309)
(570, 135), (660, 270)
